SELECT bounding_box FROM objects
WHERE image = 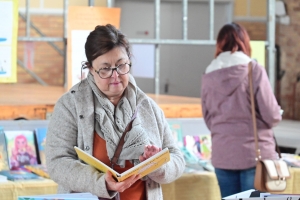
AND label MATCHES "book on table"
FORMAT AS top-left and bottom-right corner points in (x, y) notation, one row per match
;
(18, 192), (98, 200)
(74, 146), (170, 182)
(0, 174), (8, 182)
(0, 170), (42, 181)
(0, 126), (9, 171)
(34, 127), (48, 165)
(23, 164), (50, 178)
(4, 130), (38, 169)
